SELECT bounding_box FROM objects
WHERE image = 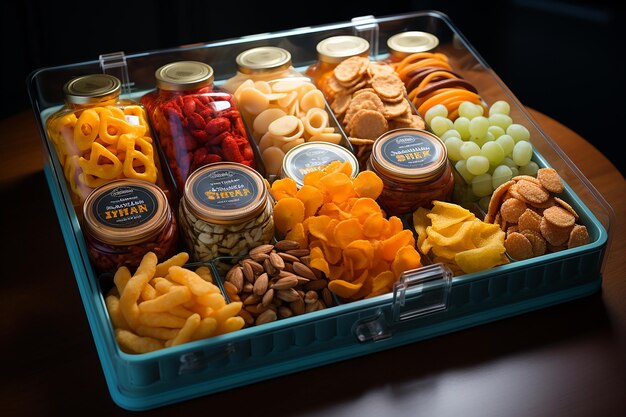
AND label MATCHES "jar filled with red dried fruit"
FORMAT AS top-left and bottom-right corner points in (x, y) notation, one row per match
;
(82, 179), (179, 274)
(45, 74), (171, 212)
(368, 128), (454, 217)
(141, 61), (256, 196)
